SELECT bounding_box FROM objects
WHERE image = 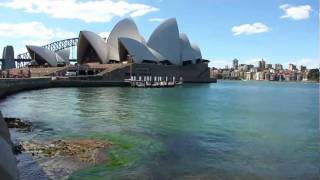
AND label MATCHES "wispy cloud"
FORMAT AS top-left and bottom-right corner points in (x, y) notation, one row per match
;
(232, 22), (270, 36)
(0, 21), (76, 56)
(149, 18), (165, 22)
(280, 4), (312, 20)
(0, 21), (75, 40)
(0, 0), (159, 23)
